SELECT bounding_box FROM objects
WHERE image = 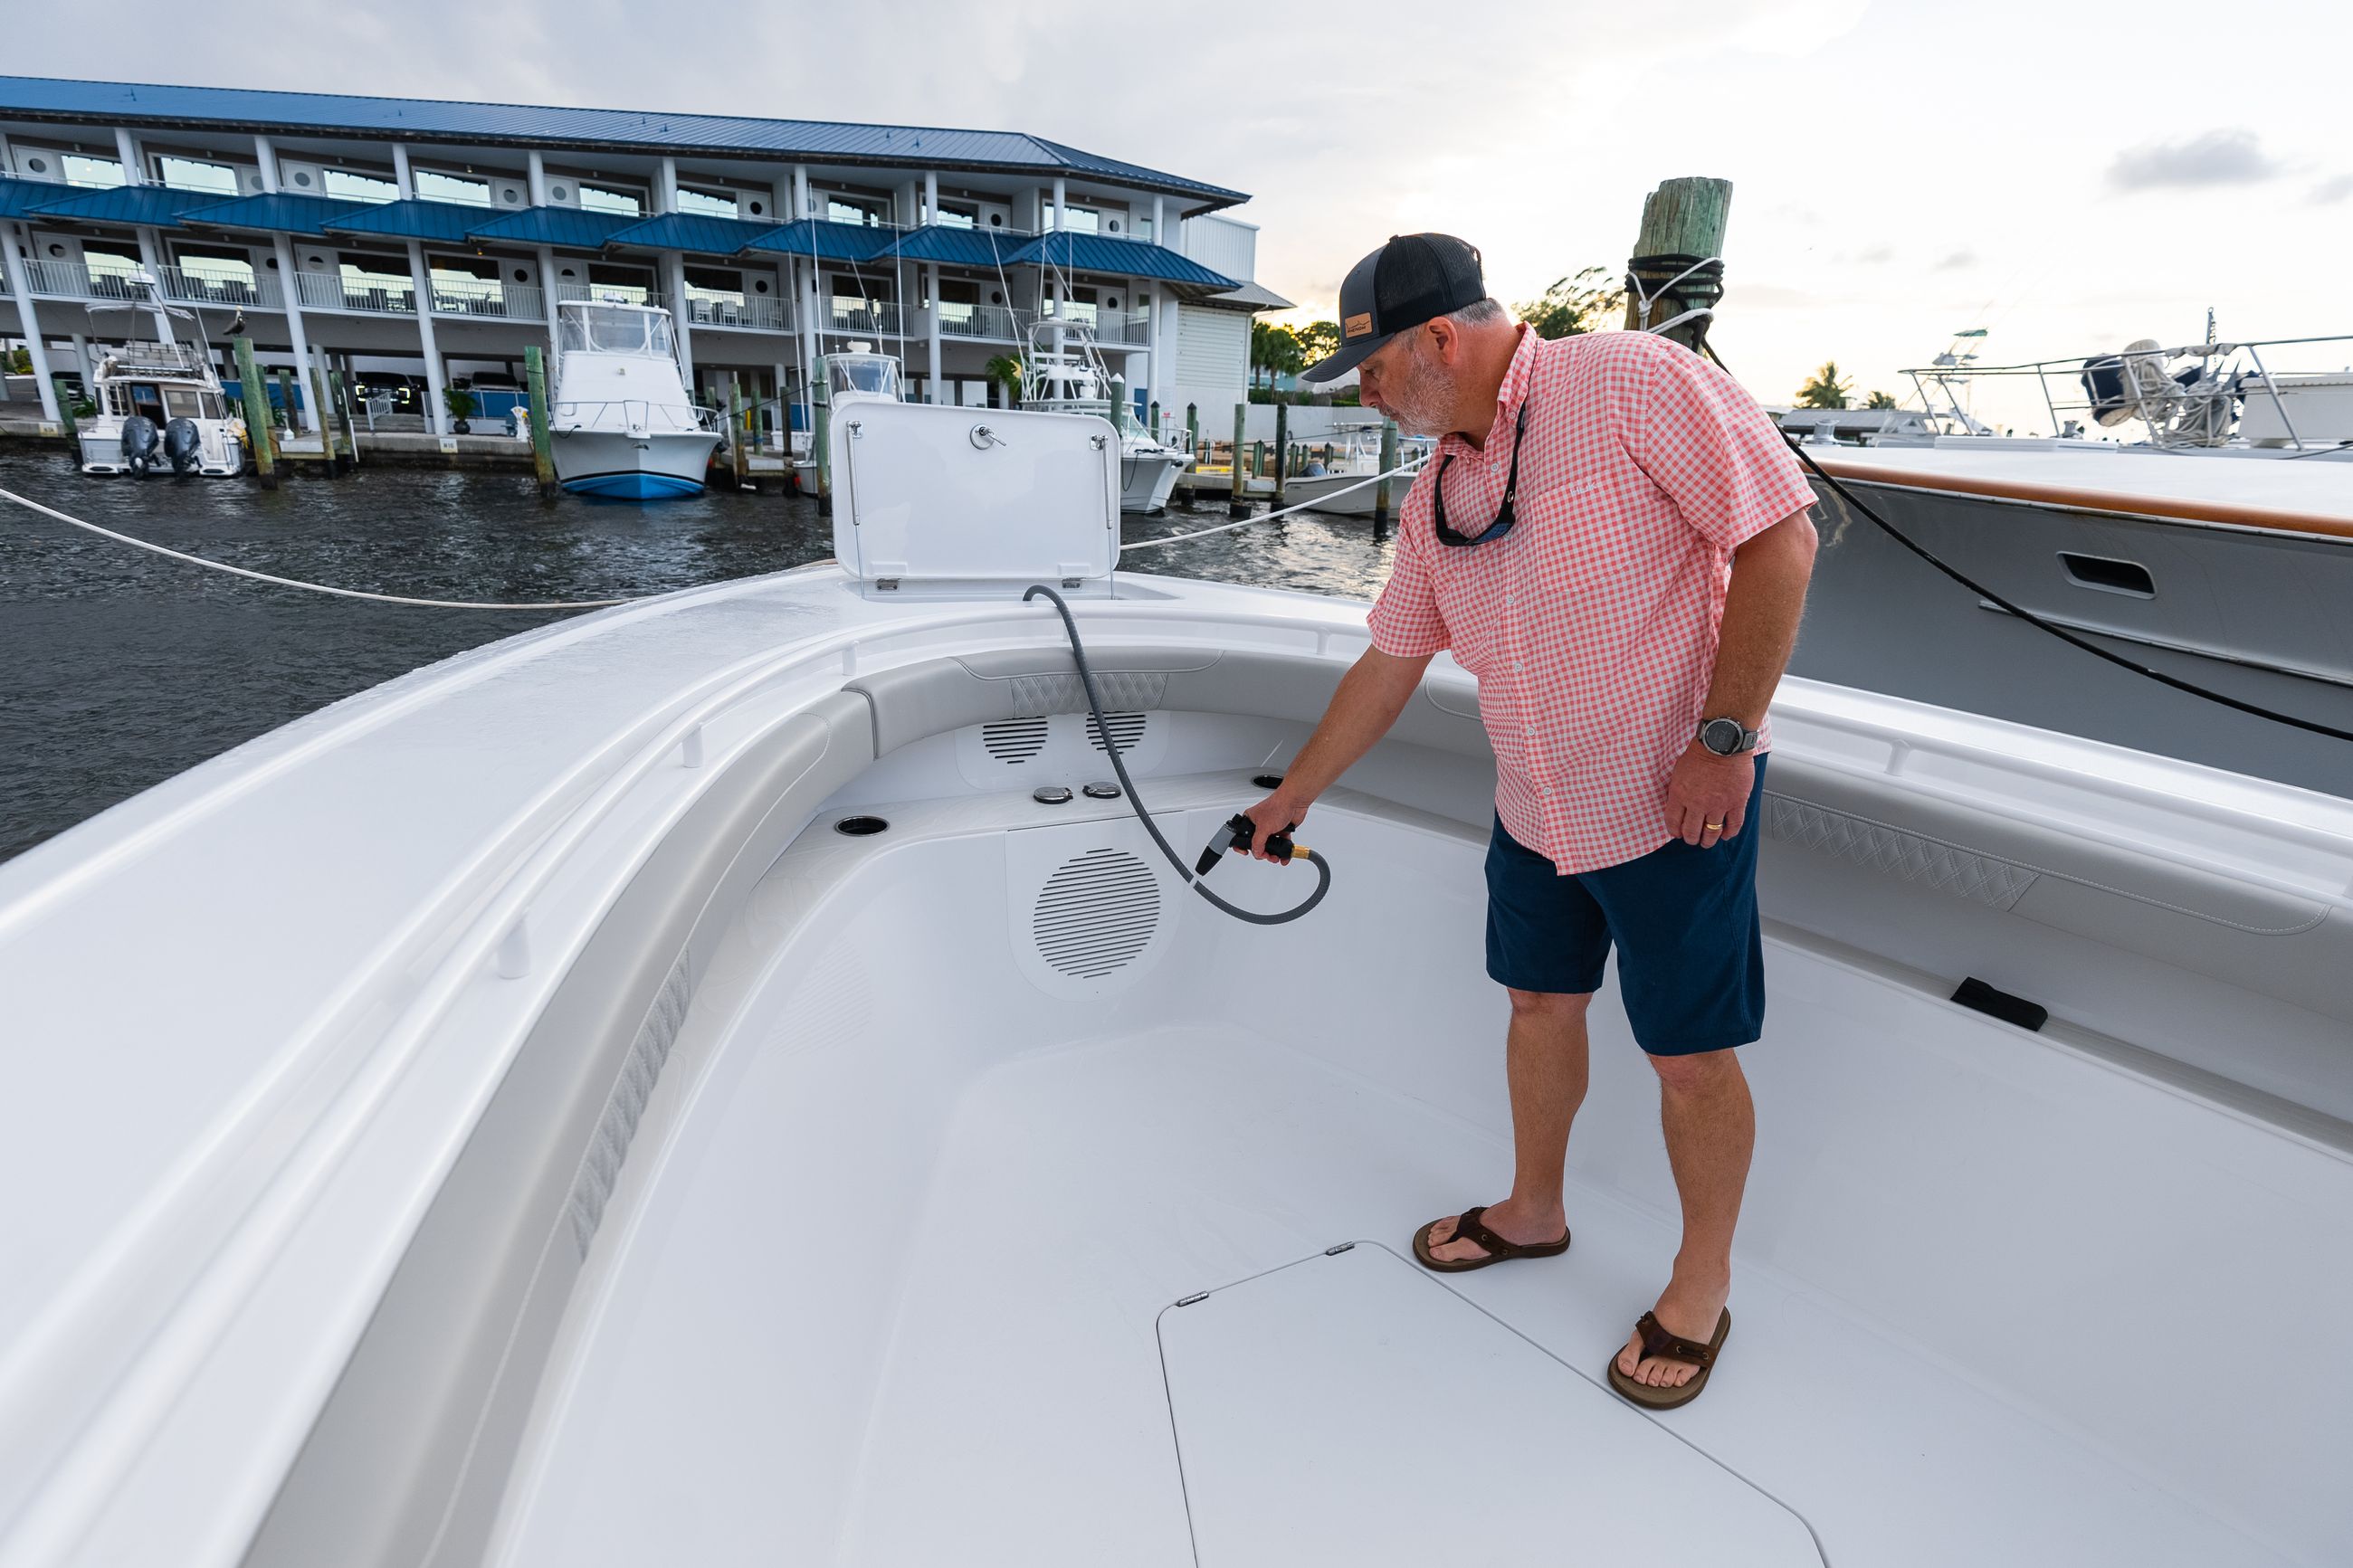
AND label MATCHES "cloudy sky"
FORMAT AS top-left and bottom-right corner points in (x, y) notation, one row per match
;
(16, 0), (2351, 430)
